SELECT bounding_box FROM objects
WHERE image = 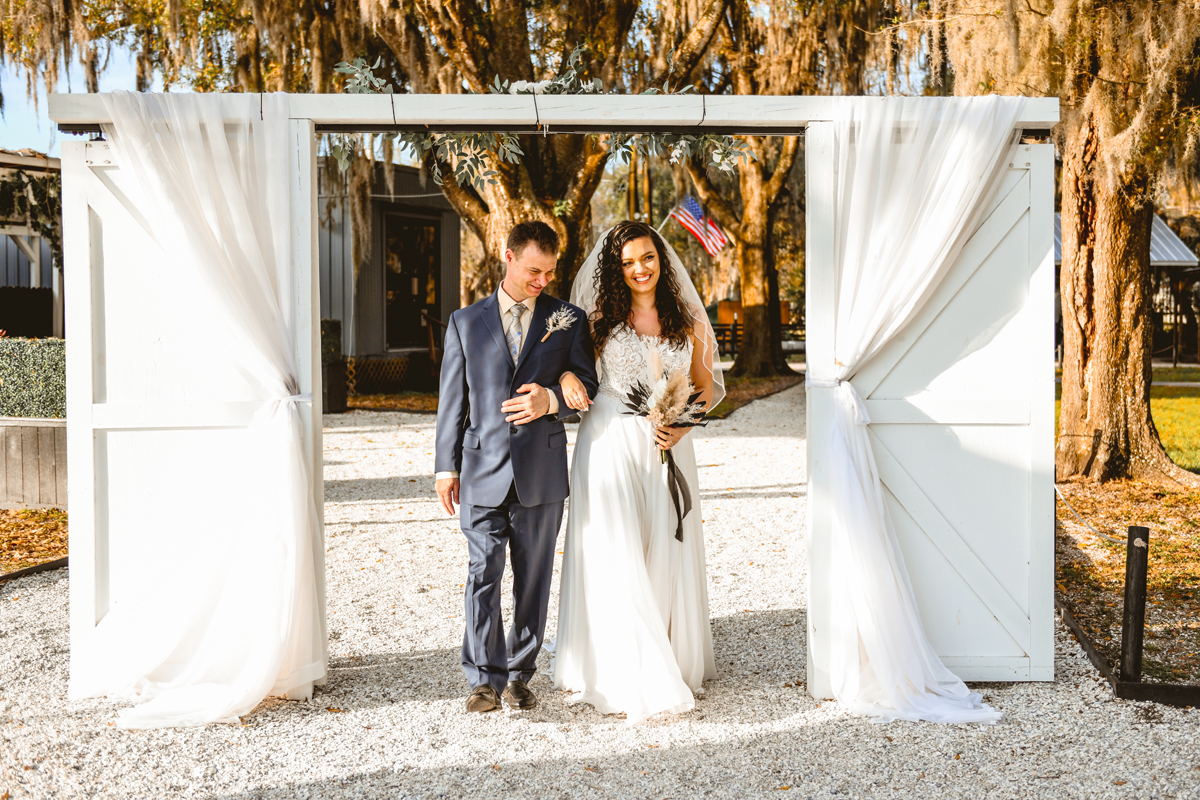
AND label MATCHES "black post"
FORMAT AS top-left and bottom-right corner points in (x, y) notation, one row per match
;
(1120, 525), (1151, 682)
